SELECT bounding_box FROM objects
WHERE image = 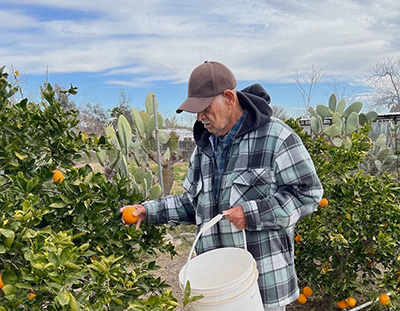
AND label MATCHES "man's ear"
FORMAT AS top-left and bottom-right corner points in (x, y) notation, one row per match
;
(222, 89), (236, 106)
